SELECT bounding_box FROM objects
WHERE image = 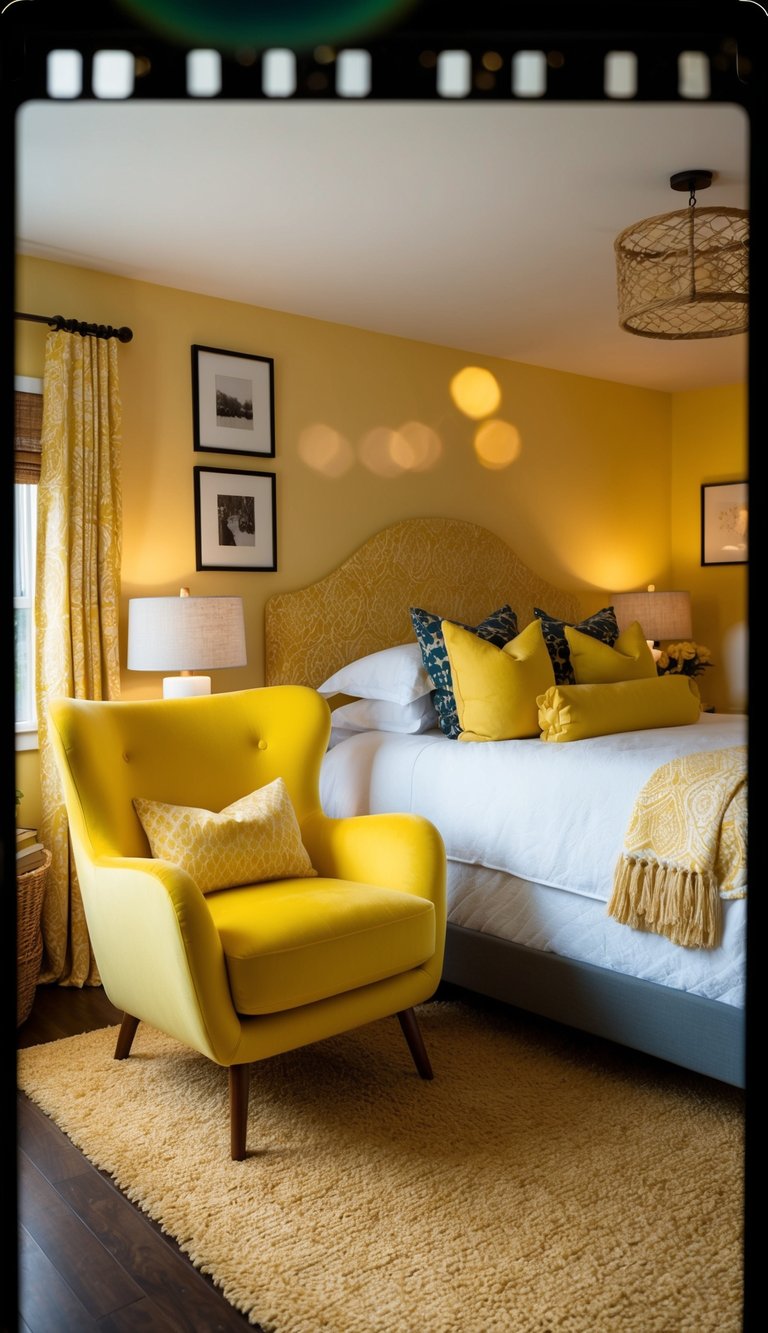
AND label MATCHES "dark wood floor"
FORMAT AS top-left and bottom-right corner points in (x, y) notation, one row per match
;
(16, 984), (259, 1333)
